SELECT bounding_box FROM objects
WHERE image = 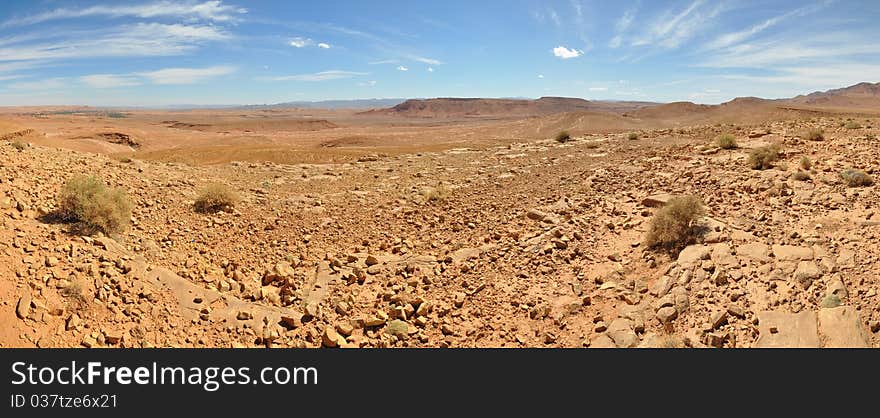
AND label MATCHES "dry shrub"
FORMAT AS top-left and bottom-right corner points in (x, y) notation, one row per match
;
(555, 131), (571, 143)
(10, 140), (26, 151)
(422, 184), (452, 203)
(57, 175), (131, 235)
(748, 143), (781, 170)
(627, 132), (640, 140)
(716, 134), (737, 149)
(844, 121), (862, 129)
(839, 169), (874, 187)
(195, 183), (239, 213)
(645, 195), (706, 252)
(804, 129), (824, 141)
(799, 156), (812, 170)
(791, 171), (811, 181)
